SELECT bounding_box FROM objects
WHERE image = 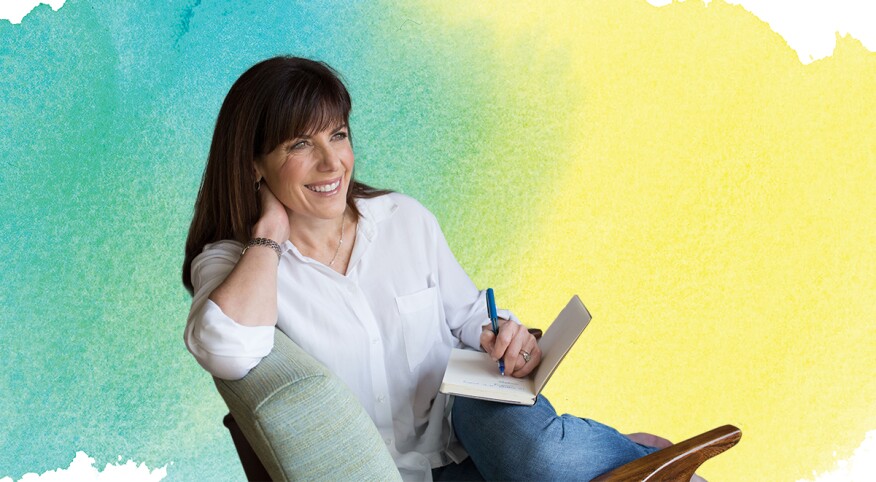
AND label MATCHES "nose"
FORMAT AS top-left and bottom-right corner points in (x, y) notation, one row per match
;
(316, 142), (341, 172)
